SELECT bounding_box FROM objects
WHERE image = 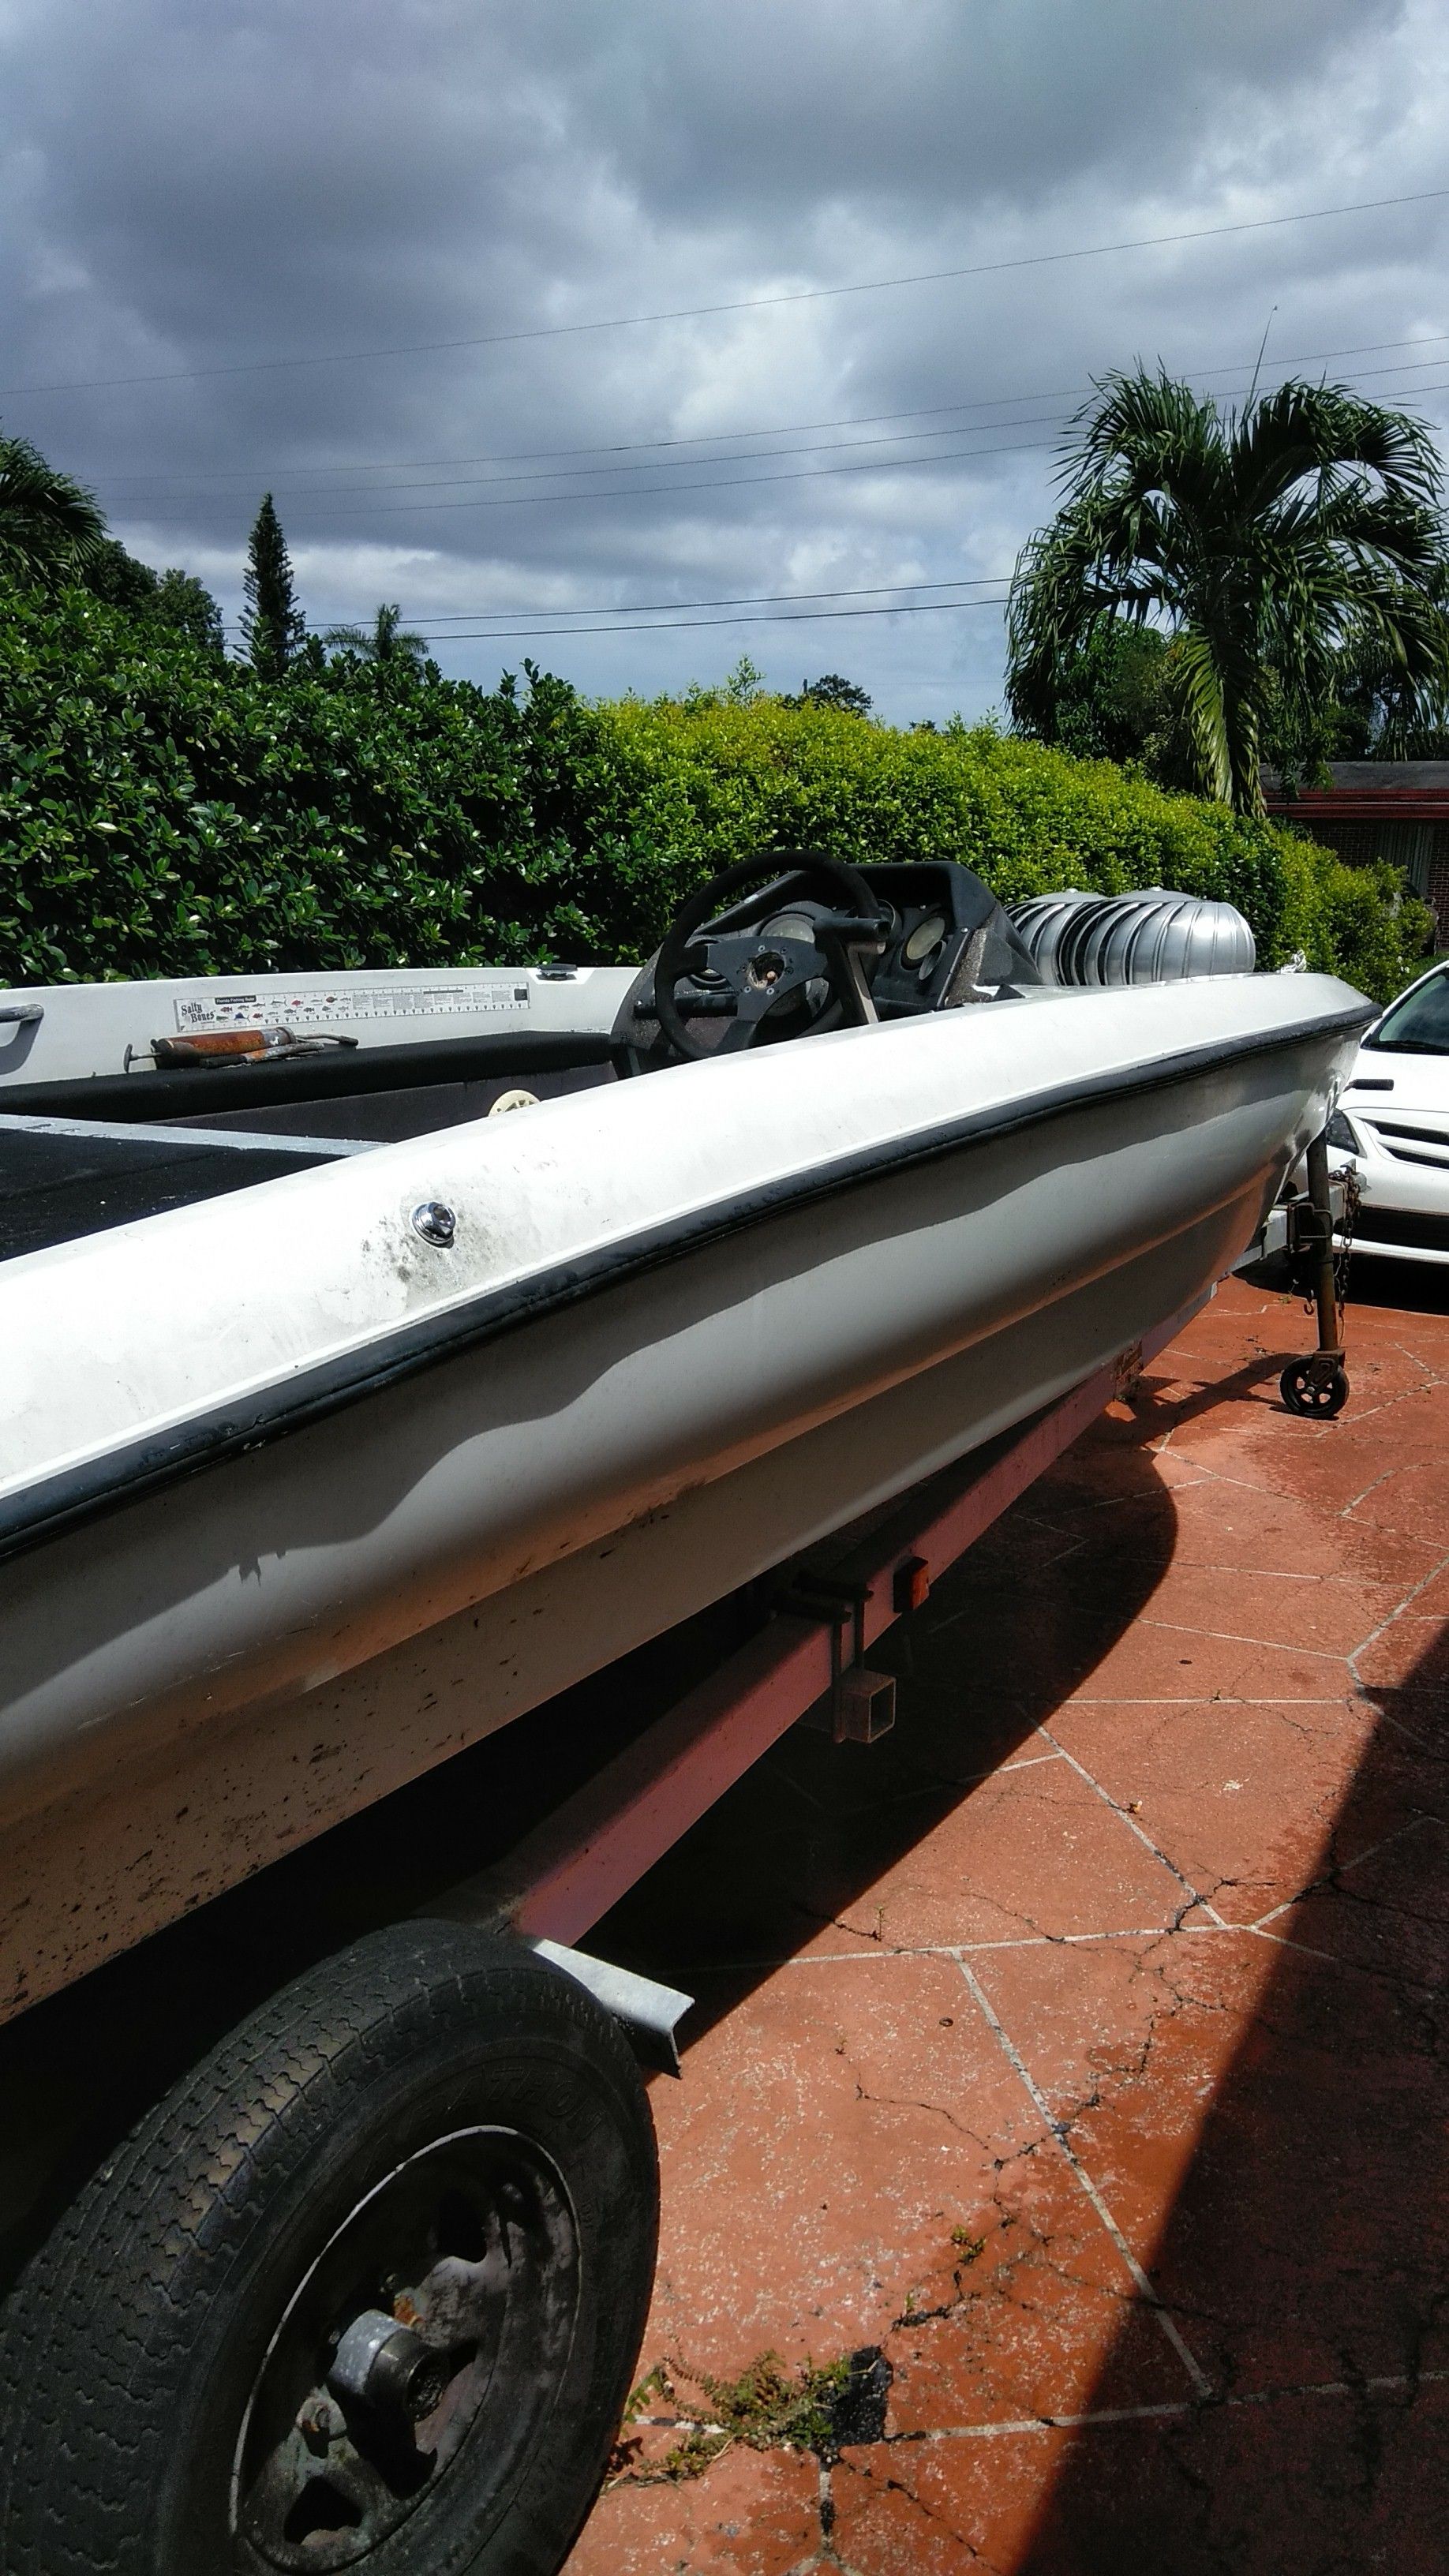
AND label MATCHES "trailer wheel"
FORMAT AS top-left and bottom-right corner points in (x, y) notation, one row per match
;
(0, 1921), (657, 2576)
(1279, 1356), (1350, 1418)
